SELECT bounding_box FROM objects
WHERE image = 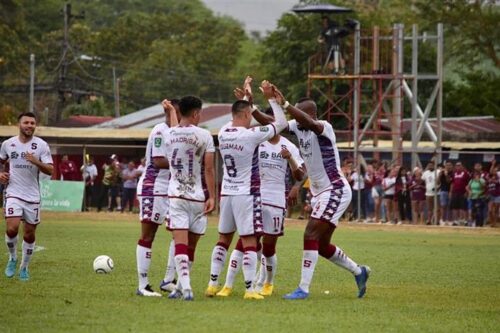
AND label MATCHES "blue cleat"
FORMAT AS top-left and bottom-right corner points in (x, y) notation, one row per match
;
(159, 278), (177, 293)
(182, 289), (194, 301)
(19, 267), (30, 281)
(168, 289), (183, 299)
(5, 259), (17, 278)
(355, 265), (371, 298)
(283, 287), (309, 300)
